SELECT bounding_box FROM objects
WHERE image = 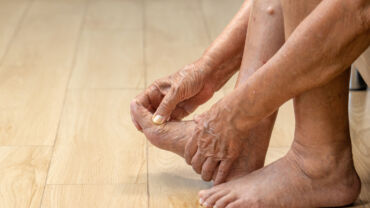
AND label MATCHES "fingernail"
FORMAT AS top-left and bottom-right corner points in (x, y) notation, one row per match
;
(152, 115), (164, 125)
(203, 202), (209, 207)
(199, 198), (204, 205)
